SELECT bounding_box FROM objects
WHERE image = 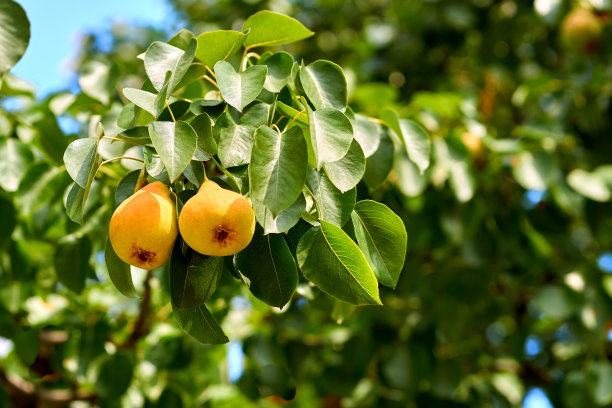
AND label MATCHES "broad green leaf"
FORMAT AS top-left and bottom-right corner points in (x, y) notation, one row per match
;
(512, 151), (557, 191)
(65, 182), (86, 224)
(63, 137), (98, 188)
(240, 102), (271, 127)
(296, 220), (381, 305)
(534, 285), (580, 319)
(308, 106), (353, 169)
(363, 130), (393, 192)
(148, 121), (197, 182)
(324, 139), (365, 193)
(16, 162), (70, 214)
(214, 111), (256, 168)
(259, 51), (294, 92)
(78, 60), (118, 105)
(0, 73), (35, 97)
(173, 303), (229, 345)
(214, 61), (267, 112)
(0, 0), (30, 73)
(352, 114), (381, 157)
(95, 353), (134, 399)
(234, 231), (298, 308)
(253, 194), (306, 234)
(144, 39), (197, 92)
(351, 200), (407, 288)
(300, 60), (347, 111)
(33, 115), (68, 165)
(242, 11), (314, 49)
(122, 88), (160, 117)
(191, 113), (217, 160)
(55, 236), (92, 294)
(250, 126), (307, 216)
(170, 243), (224, 309)
(104, 238), (139, 298)
(306, 166), (355, 227)
(567, 168), (610, 202)
(195, 30), (246, 68)
(0, 138), (33, 192)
